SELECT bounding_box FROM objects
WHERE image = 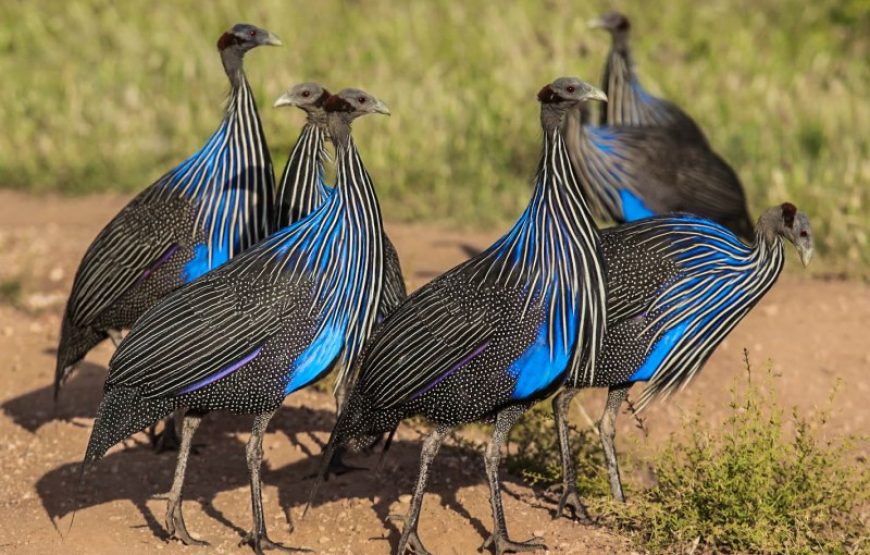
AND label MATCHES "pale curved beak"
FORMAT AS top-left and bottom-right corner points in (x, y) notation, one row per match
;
(273, 92), (295, 109)
(588, 17), (606, 30)
(583, 86), (608, 103)
(262, 31), (282, 47)
(798, 246), (813, 267)
(372, 98), (391, 116)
